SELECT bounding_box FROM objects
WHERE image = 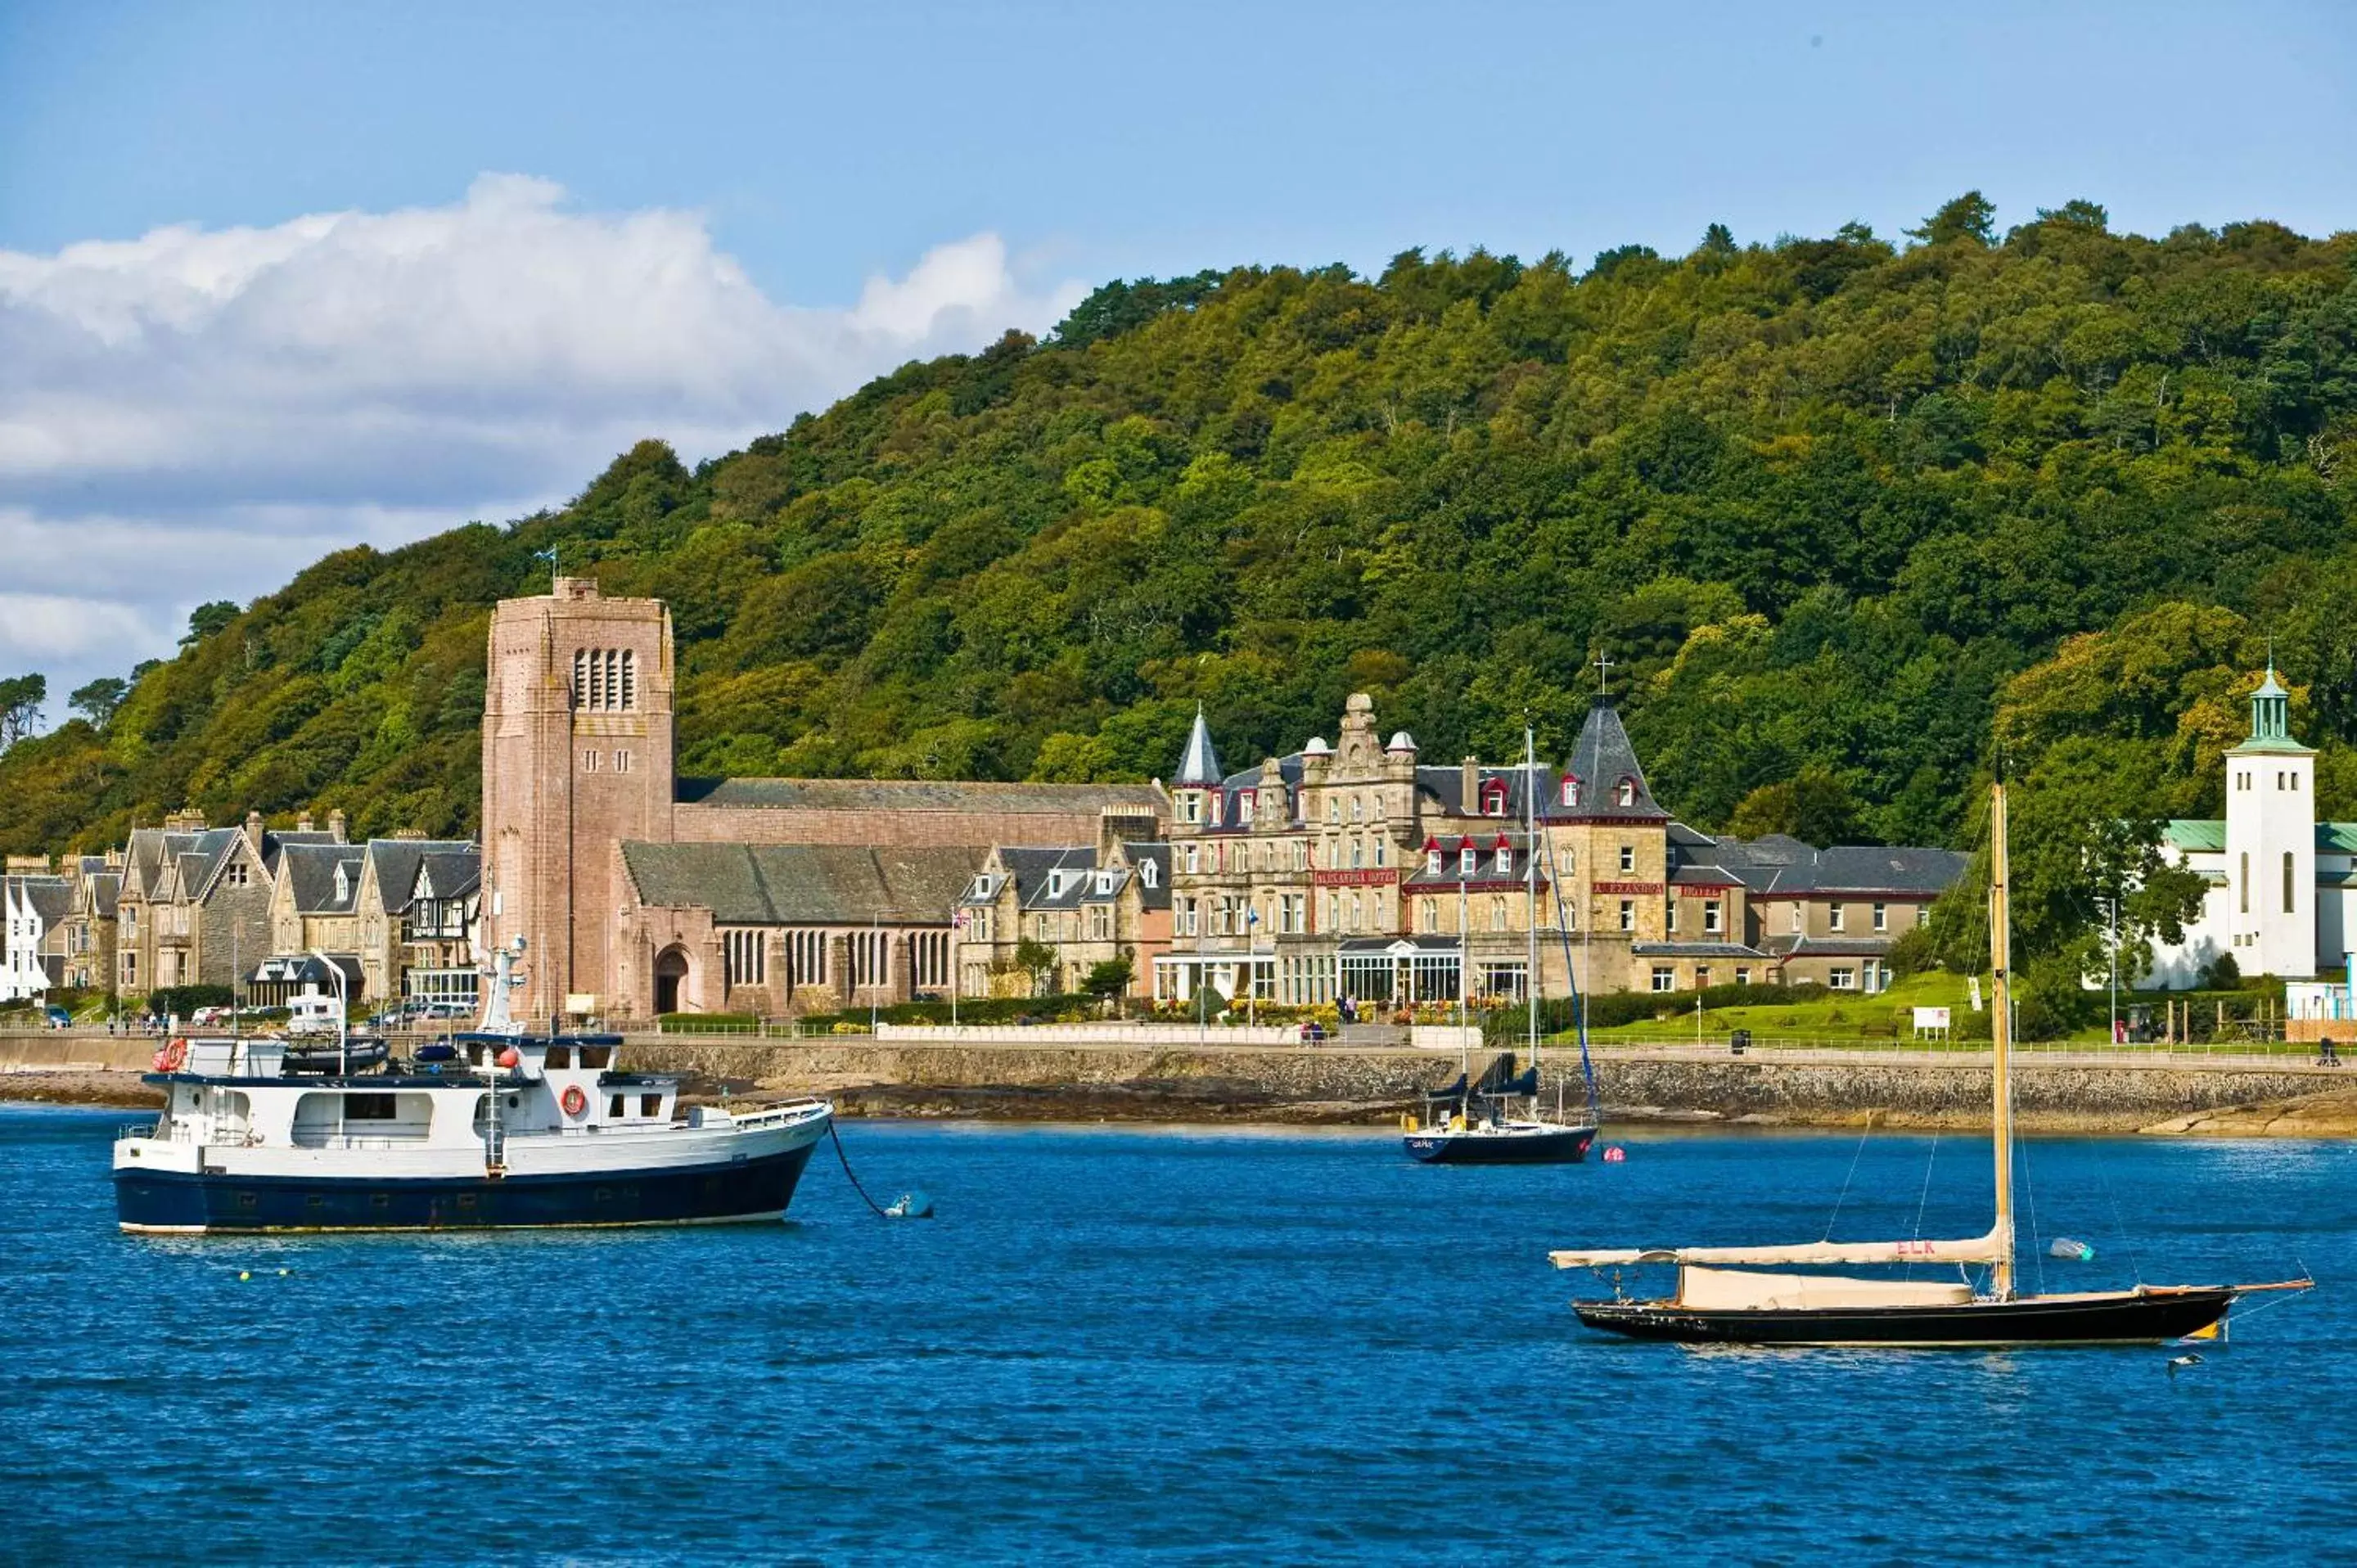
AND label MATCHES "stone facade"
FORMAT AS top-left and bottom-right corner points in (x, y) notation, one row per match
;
(952, 834), (1173, 1000)
(479, 579), (1169, 1022)
(1160, 692), (1963, 1010)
